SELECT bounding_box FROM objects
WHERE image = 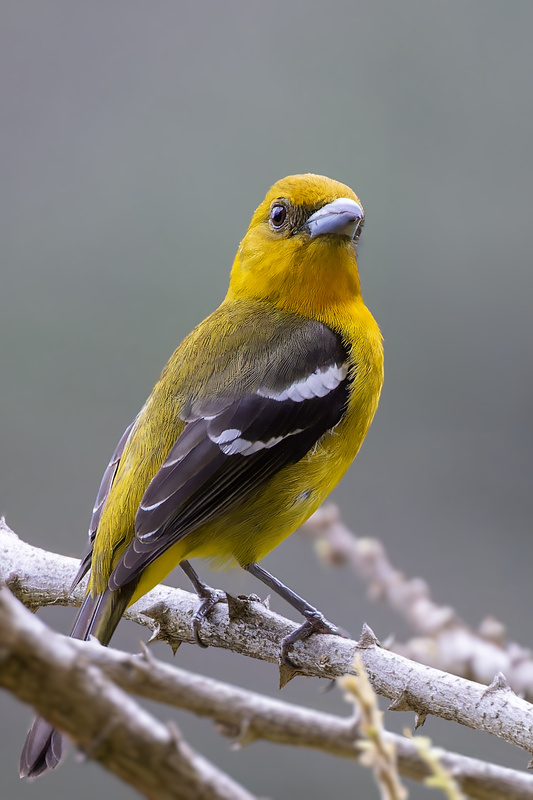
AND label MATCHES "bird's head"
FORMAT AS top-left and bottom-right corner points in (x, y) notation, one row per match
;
(227, 174), (365, 319)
